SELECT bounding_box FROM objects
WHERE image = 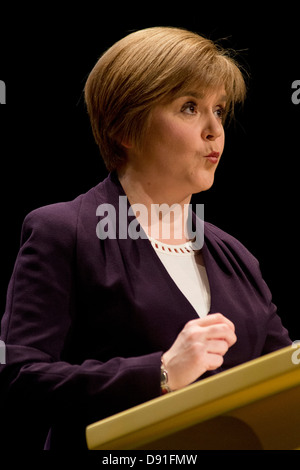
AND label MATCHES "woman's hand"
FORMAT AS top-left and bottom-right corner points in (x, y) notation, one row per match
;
(162, 313), (237, 391)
